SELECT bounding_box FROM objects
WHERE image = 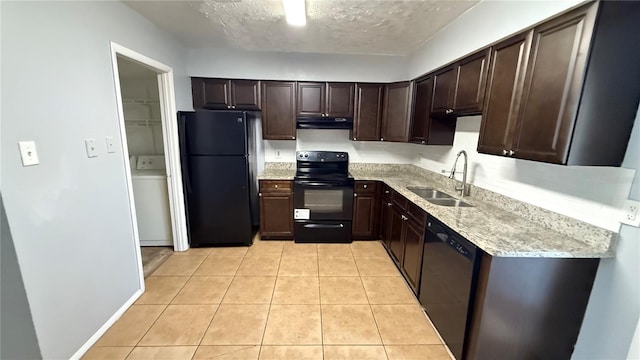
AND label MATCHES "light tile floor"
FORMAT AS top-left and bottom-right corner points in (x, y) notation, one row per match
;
(84, 237), (452, 360)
